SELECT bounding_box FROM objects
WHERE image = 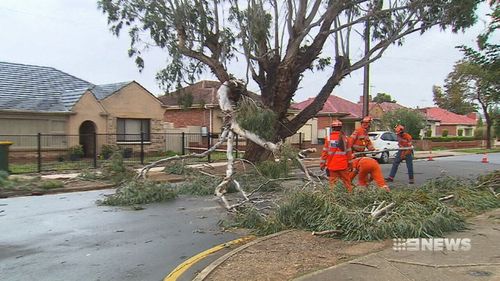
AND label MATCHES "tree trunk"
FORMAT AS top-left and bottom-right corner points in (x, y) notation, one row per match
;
(243, 140), (273, 162)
